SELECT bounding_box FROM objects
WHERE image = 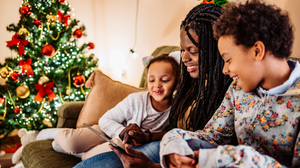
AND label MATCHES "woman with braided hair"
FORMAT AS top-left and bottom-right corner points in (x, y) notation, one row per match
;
(74, 3), (231, 168)
(171, 3), (231, 132)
